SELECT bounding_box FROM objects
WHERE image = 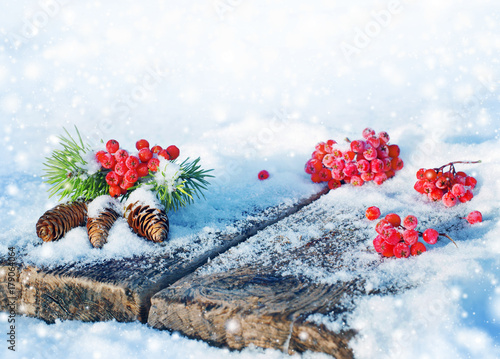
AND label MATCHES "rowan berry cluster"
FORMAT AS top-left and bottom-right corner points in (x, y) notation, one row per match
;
(414, 161), (480, 207)
(366, 207), (456, 258)
(305, 128), (403, 190)
(96, 139), (180, 197)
